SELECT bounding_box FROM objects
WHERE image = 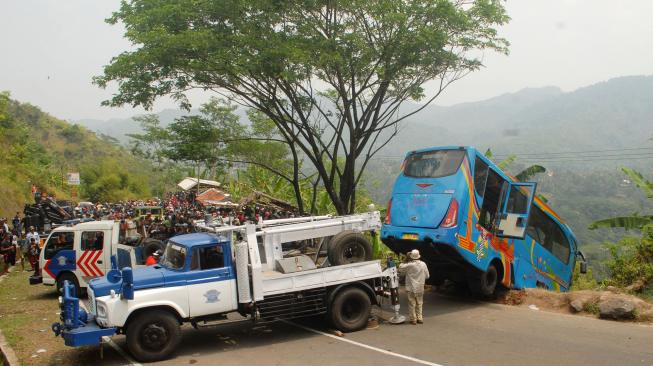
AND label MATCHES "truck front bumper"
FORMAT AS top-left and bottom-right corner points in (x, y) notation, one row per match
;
(61, 316), (117, 347)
